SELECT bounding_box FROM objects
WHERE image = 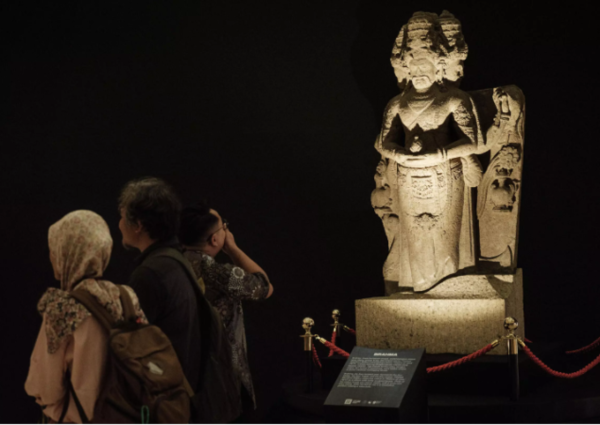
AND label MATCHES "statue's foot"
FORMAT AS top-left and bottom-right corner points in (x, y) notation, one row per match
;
(413, 277), (439, 293)
(384, 280), (414, 295)
(397, 286), (414, 294)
